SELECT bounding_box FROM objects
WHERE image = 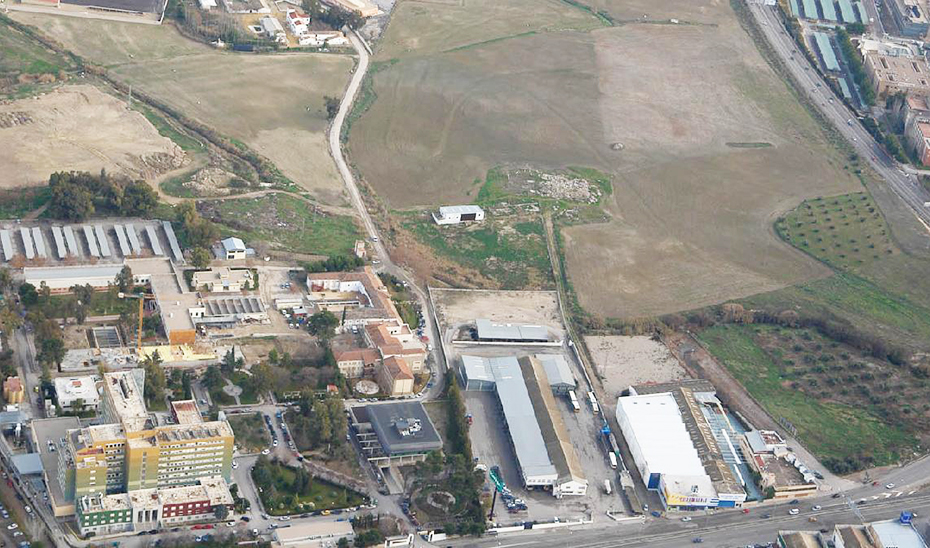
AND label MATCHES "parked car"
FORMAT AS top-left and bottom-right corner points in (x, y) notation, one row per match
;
(789, 509), (800, 516)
